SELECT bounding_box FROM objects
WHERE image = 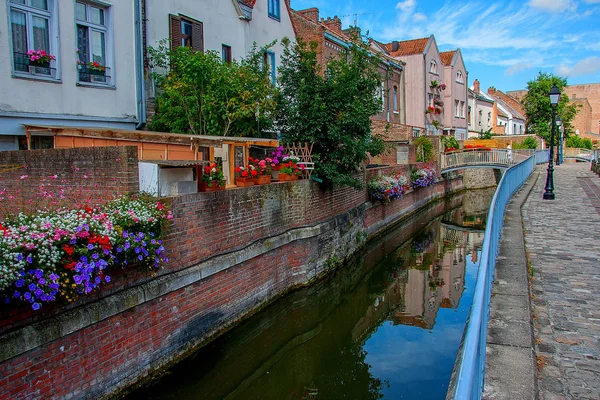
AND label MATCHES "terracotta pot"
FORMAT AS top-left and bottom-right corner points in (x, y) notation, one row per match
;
(206, 180), (225, 191)
(235, 177), (254, 187)
(254, 175), (272, 185)
(272, 164), (281, 171)
(278, 173), (298, 181)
